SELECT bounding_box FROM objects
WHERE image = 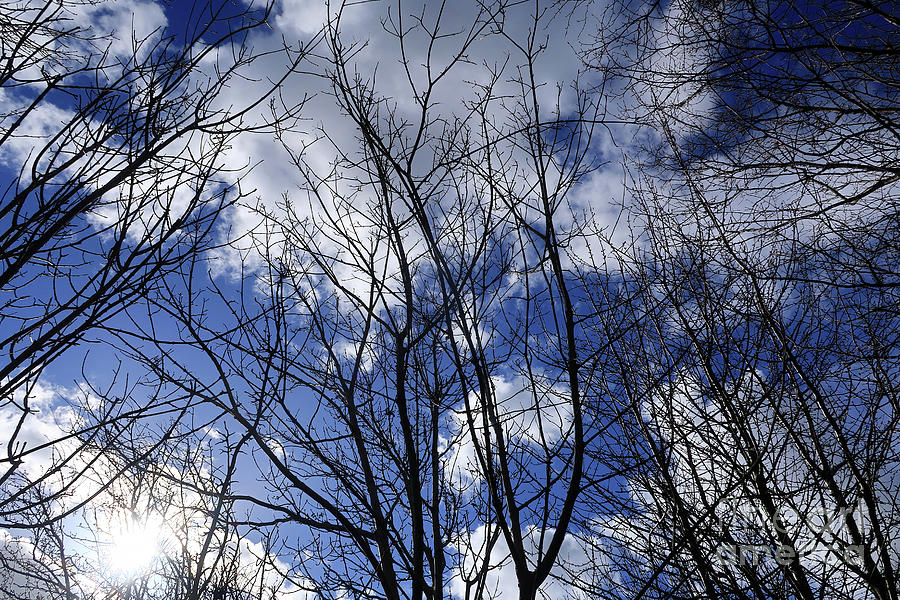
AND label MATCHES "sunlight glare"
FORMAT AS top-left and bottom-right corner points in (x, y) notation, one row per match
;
(106, 516), (162, 576)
